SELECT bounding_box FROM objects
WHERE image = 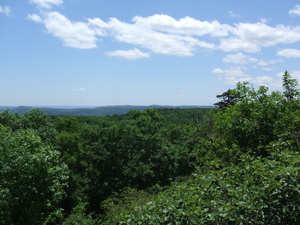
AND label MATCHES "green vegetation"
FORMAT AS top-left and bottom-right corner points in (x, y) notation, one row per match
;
(0, 124), (68, 224)
(1, 71), (300, 224)
(0, 105), (208, 117)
